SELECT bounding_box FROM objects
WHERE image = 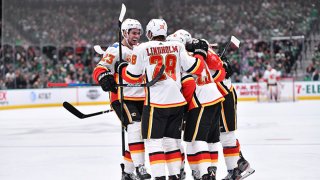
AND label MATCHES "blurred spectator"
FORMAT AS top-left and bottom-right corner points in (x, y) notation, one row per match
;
(242, 72), (254, 83)
(1, 0), (319, 89)
(312, 70), (319, 81)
